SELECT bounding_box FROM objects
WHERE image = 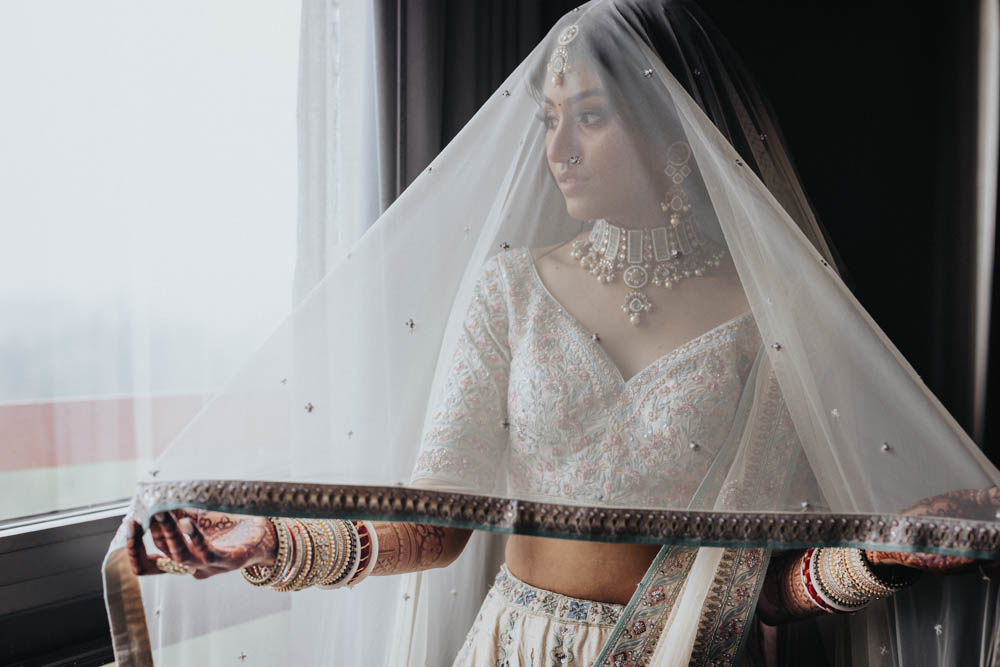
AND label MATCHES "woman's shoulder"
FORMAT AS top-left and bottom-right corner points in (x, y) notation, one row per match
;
(480, 245), (539, 286)
(470, 248), (532, 316)
(475, 236), (582, 304)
